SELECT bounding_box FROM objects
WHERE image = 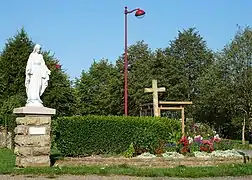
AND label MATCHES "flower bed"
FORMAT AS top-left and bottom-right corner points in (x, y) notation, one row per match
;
(175, 135), (244, 154)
